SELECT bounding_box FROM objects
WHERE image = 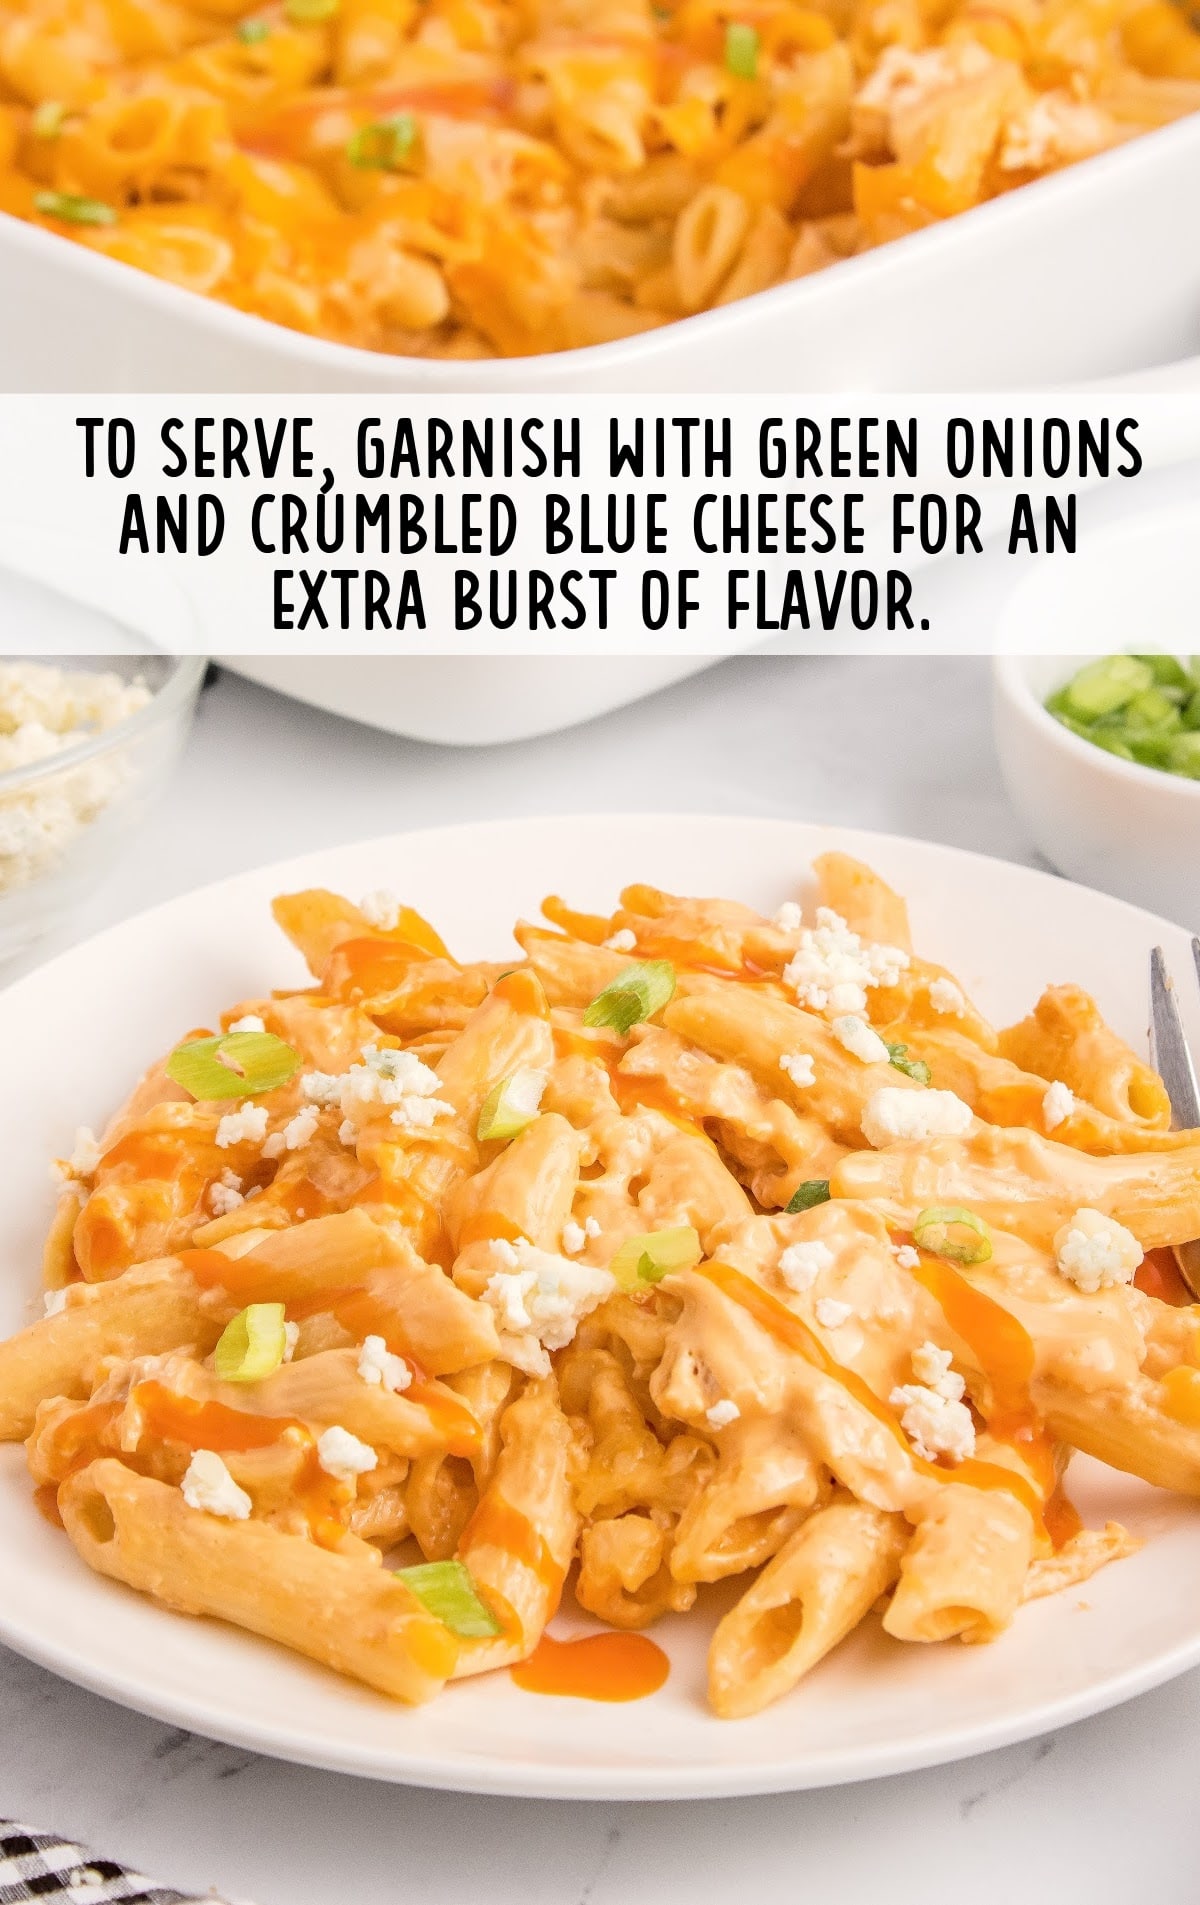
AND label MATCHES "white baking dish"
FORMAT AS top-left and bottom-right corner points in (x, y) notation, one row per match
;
(4, 115), (1200, 394)
(224, 655), (718, 744)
